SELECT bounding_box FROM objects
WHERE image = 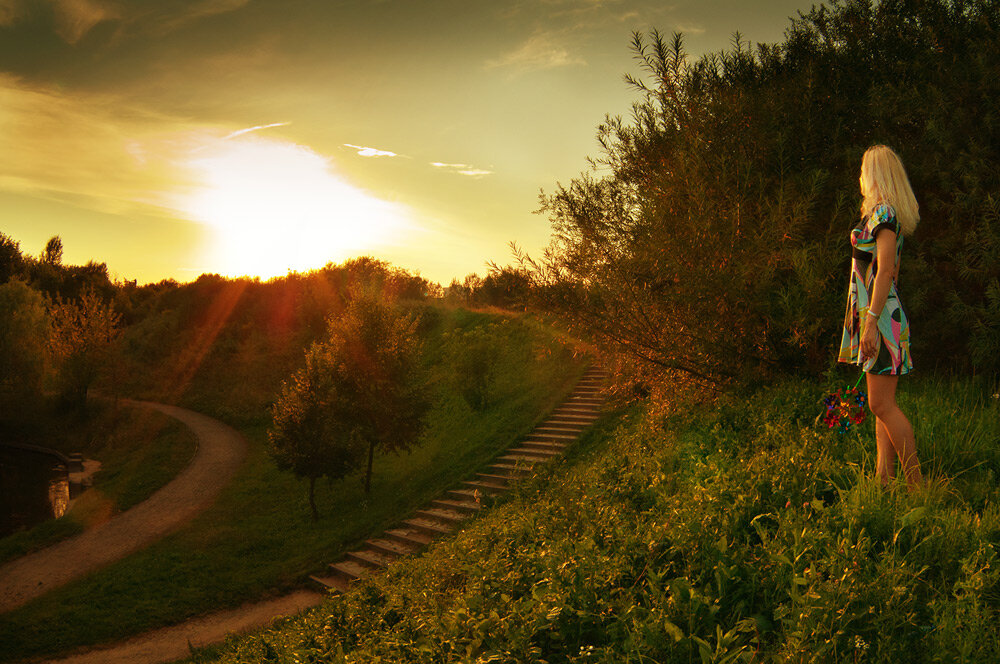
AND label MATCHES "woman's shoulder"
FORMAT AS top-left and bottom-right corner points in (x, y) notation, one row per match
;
(871, 202), (898, 223)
